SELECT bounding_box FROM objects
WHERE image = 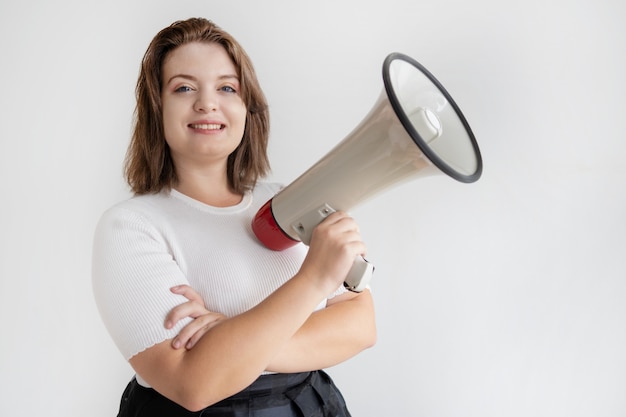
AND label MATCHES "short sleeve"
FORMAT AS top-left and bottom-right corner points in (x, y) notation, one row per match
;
(92, 206), (192, 360)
